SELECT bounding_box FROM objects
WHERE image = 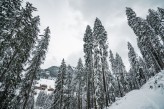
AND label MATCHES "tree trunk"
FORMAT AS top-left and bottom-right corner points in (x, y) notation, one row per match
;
(102, 65), (108, 107)
(87, 69), (91, 109)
